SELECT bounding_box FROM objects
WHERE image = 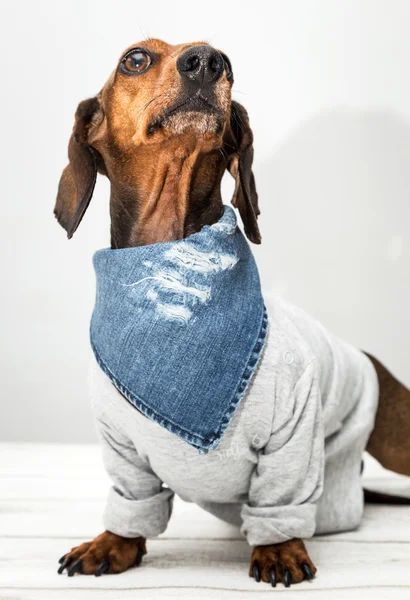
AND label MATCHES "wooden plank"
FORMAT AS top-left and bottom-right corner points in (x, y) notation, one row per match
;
(1, 537), (410, 594)
(0, 477), (109, 500)
(1, 496), (410, 543)
(1, 587), (409, 600)
(0, 443), (106, 478)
